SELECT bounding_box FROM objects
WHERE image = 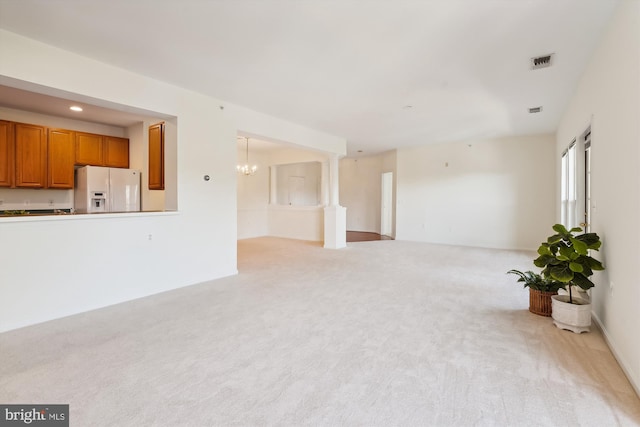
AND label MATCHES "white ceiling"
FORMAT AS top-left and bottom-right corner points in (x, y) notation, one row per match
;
(0, 0), (619, 156)
(0, 84), (164, 127)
